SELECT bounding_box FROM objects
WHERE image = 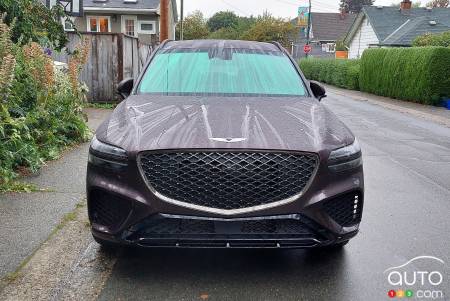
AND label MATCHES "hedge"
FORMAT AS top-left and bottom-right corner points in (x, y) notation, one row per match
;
(299, 58), (360, 90)
(360, 47), (450, 105)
